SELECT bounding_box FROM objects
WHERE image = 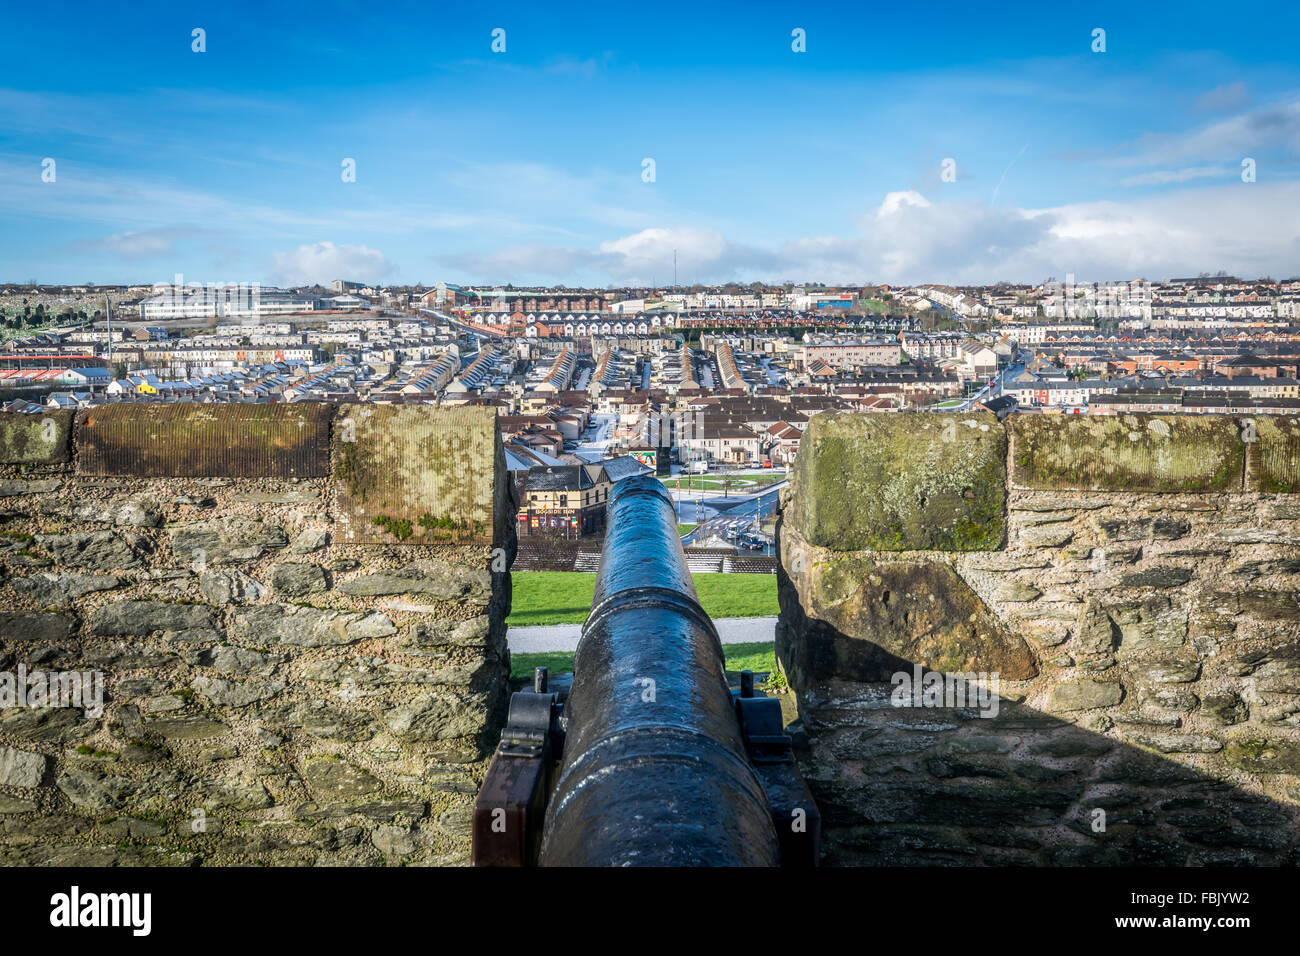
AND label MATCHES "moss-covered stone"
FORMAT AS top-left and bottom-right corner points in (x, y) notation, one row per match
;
(0, 410), (71, 464)
(1047, 680), (1124, 712)
(780, 529), (1037, 681)
(144, 717), (230, 741)
(77, 403), (332, 477)
(1224, 737), (1300, 774)
(785, 412), (1006, 551)
(1246, 416), (1300, 493)
(1011, 414), (1242, 492)
(332, 405), (508, 546)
